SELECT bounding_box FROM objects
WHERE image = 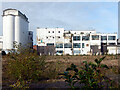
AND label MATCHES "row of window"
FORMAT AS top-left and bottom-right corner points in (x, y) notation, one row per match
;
(46, 36), (60, 39)
(48, 31), (60, 33)
(101, 36), (116, 40)
(44, 35), (116, 41)
(73, 36), (116, 41)
(47, 43), (85, 48)
(56, 50), (82, 54)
